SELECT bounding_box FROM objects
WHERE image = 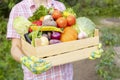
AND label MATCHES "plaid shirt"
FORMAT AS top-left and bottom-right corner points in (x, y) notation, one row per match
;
(7, 0), (73, 80)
